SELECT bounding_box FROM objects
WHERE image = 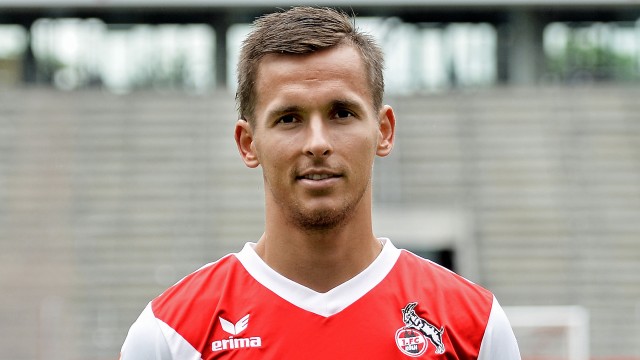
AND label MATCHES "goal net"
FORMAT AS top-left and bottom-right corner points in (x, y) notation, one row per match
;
(503, 306), (590, 360)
